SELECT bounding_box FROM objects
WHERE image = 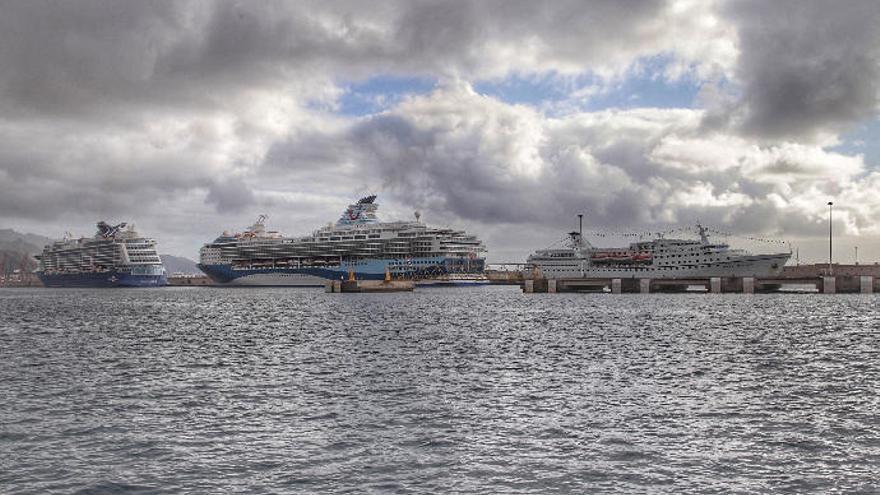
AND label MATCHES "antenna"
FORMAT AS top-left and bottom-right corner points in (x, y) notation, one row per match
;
(577, 214), (583, 236)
